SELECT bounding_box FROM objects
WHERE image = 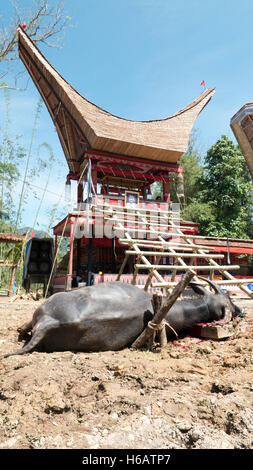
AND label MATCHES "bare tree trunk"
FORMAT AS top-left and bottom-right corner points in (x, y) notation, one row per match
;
(131, 270), (195, 350)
